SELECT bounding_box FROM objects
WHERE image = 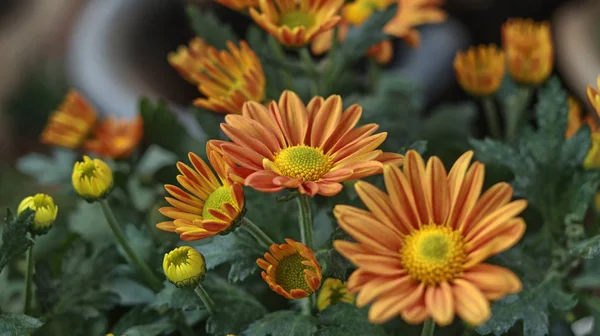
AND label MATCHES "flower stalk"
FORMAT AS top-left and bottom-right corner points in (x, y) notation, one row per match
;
(482, 97), (501, 139)
(194, 284), (216, 315)
(241, 217), (275, 249)
(99, 199), (163, 292)
(300, 47), (320, 96)
(23, 242), (34, 314)
(421, 319), (435, 336)
(296, 194), (314, 250)
(505, 86), (532, 142)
